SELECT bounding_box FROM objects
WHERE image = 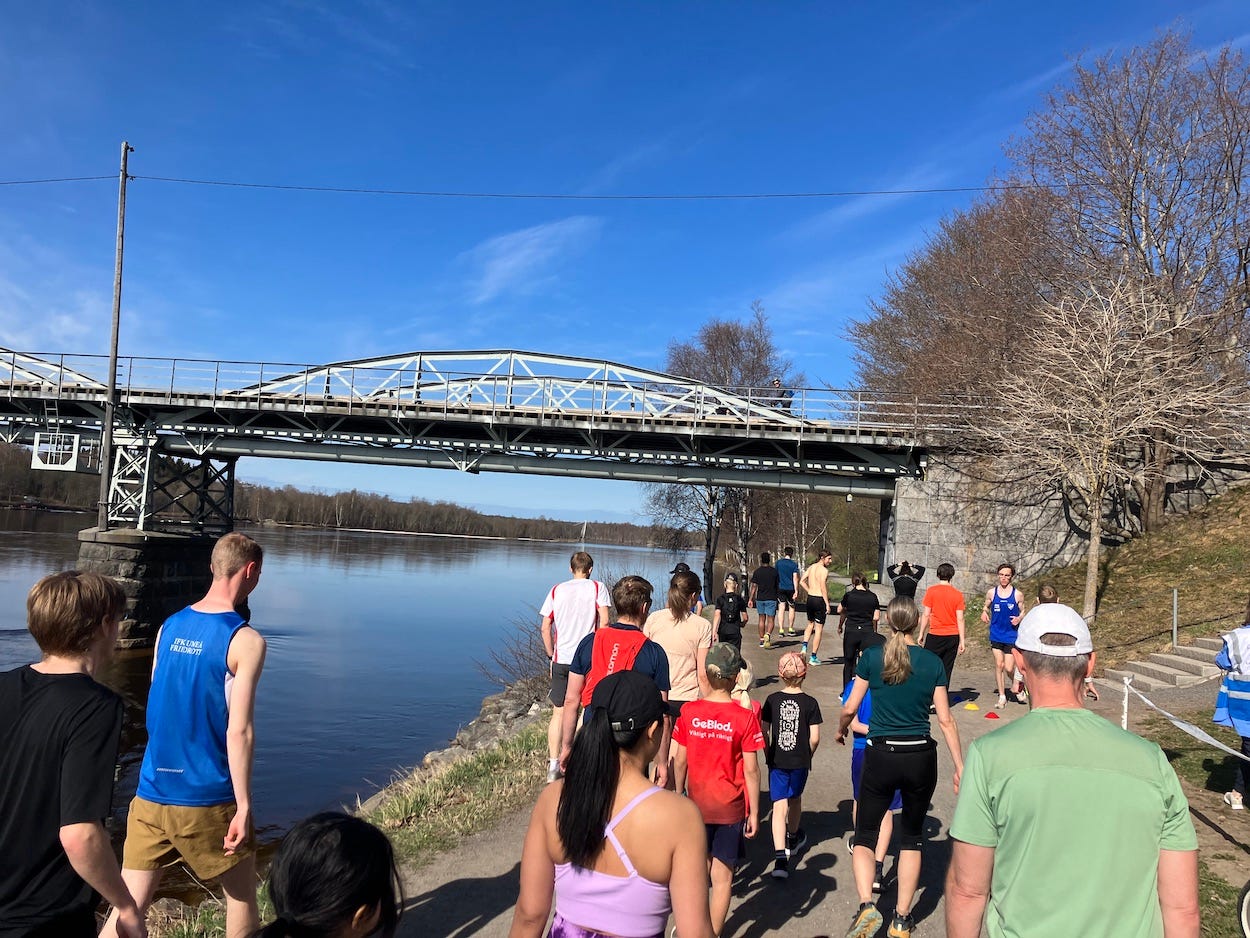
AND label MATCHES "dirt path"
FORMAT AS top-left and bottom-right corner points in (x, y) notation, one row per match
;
(396, 636), (1246, 937)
